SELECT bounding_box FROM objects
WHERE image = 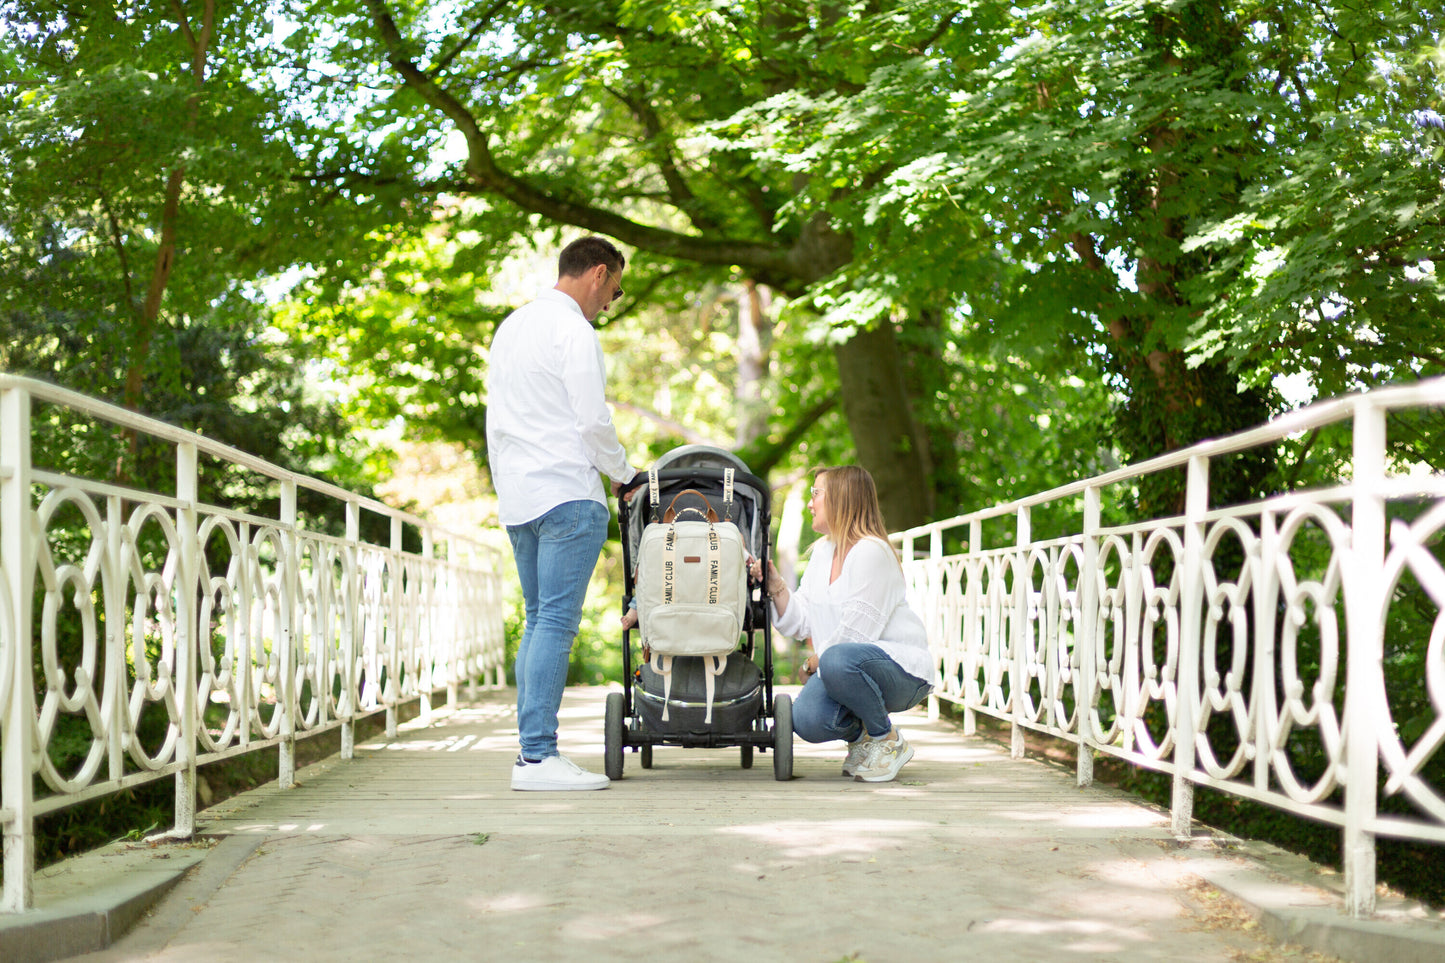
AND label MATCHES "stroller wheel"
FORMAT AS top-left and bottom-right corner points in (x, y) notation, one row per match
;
(740, 744), (754, 769)
(641, 744), (653, 768)
(604, 692), (625, 780)
(772, 694), (793, 781)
